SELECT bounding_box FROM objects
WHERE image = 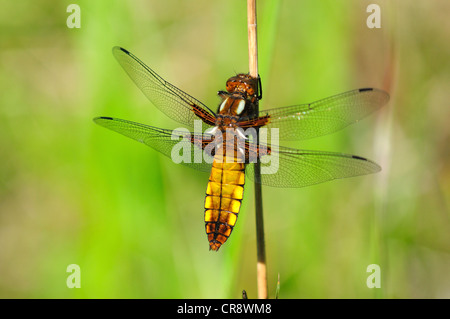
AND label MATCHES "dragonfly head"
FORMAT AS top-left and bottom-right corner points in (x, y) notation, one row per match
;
(225, 74), (259, 102)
